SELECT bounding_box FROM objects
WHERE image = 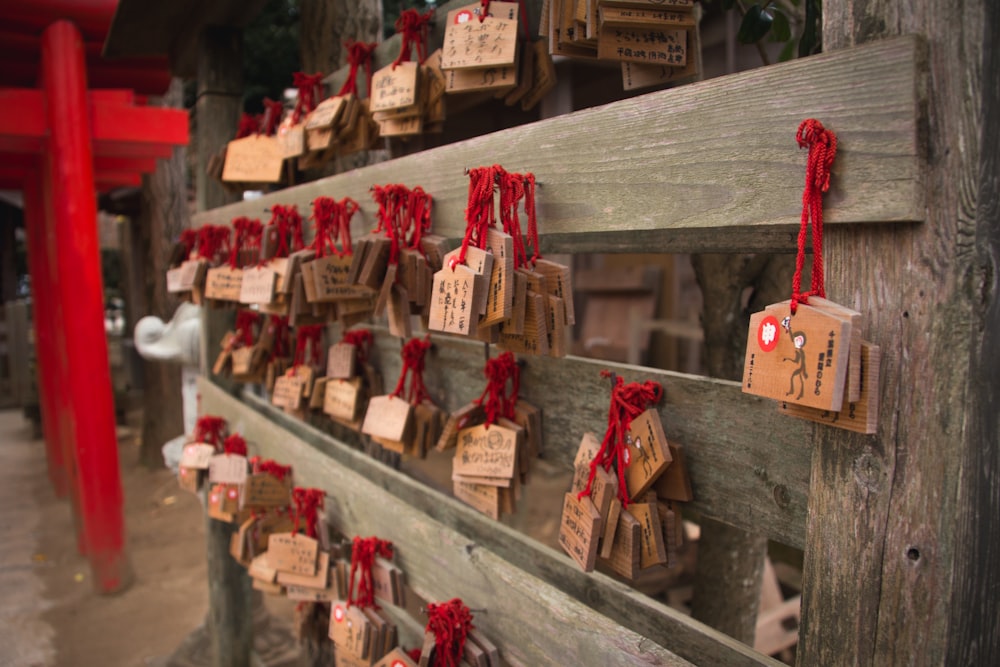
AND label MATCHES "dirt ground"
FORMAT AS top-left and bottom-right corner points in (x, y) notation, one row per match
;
(0, 408), (298, 667)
